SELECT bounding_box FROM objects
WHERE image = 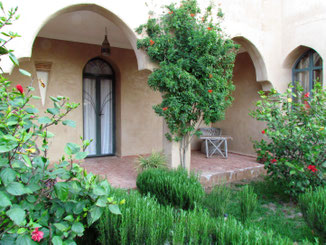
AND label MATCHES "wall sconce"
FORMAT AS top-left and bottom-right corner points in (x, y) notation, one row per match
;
(35, 62), (52, 106)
